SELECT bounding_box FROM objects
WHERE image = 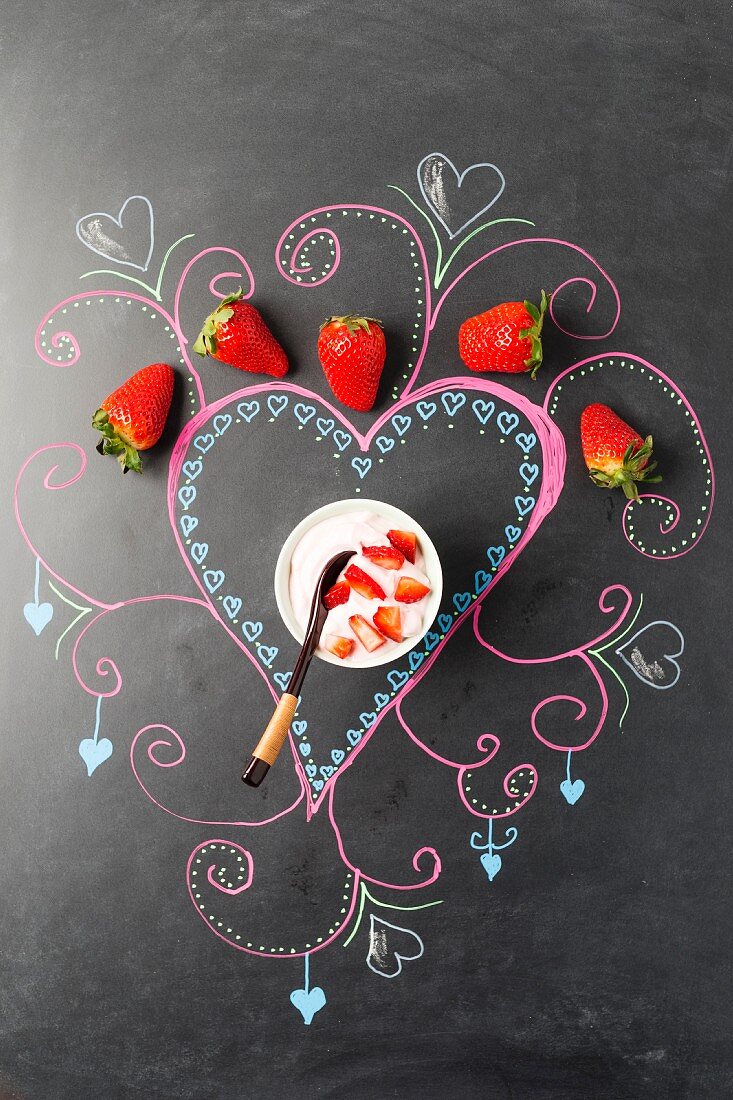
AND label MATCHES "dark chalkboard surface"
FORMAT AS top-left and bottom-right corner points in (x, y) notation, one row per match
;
(1, 2), (731, 1097)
